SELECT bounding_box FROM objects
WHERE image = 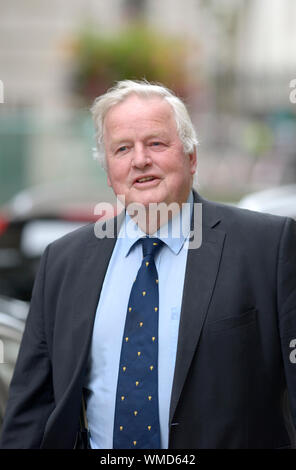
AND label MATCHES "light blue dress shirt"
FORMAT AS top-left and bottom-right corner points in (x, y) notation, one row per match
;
(84, 191), (193, 449)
